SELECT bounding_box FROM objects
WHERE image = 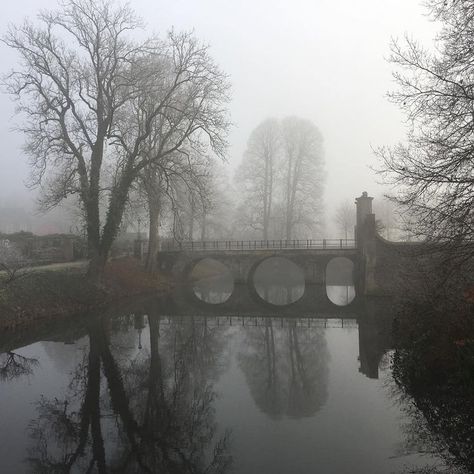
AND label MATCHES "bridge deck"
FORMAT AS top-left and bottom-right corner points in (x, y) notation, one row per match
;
(161, 239), (357, 252)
